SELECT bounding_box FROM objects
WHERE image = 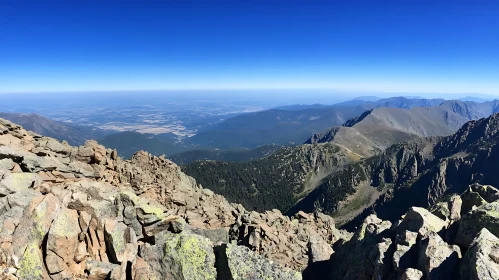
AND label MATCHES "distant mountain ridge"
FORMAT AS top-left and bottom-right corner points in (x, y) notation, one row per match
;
(334, 96), (446, 109)
(306, 99), (499, 157)
(169, 144), (284, 165)
(0, 112), (108, 145)
(184, 106), (368, 149)
(99, 131), (185, 159)
(184, 97), (453, 150)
